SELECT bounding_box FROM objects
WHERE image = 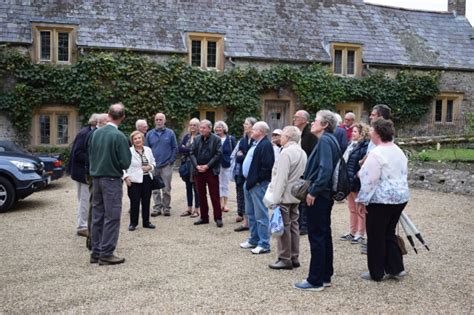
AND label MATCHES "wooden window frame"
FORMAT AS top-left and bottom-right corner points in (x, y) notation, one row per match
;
(331, 43), (362, 77)
(432, 93), (463, 125)
(187, 33), (224, 71)
(335, 102), (364, 122)
(32, 23), (77, 64)
(31, 106), (78, 147)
